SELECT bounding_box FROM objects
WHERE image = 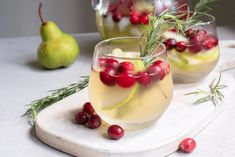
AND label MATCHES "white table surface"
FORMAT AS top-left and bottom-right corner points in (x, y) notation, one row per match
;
(1, 27), (235, 157)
